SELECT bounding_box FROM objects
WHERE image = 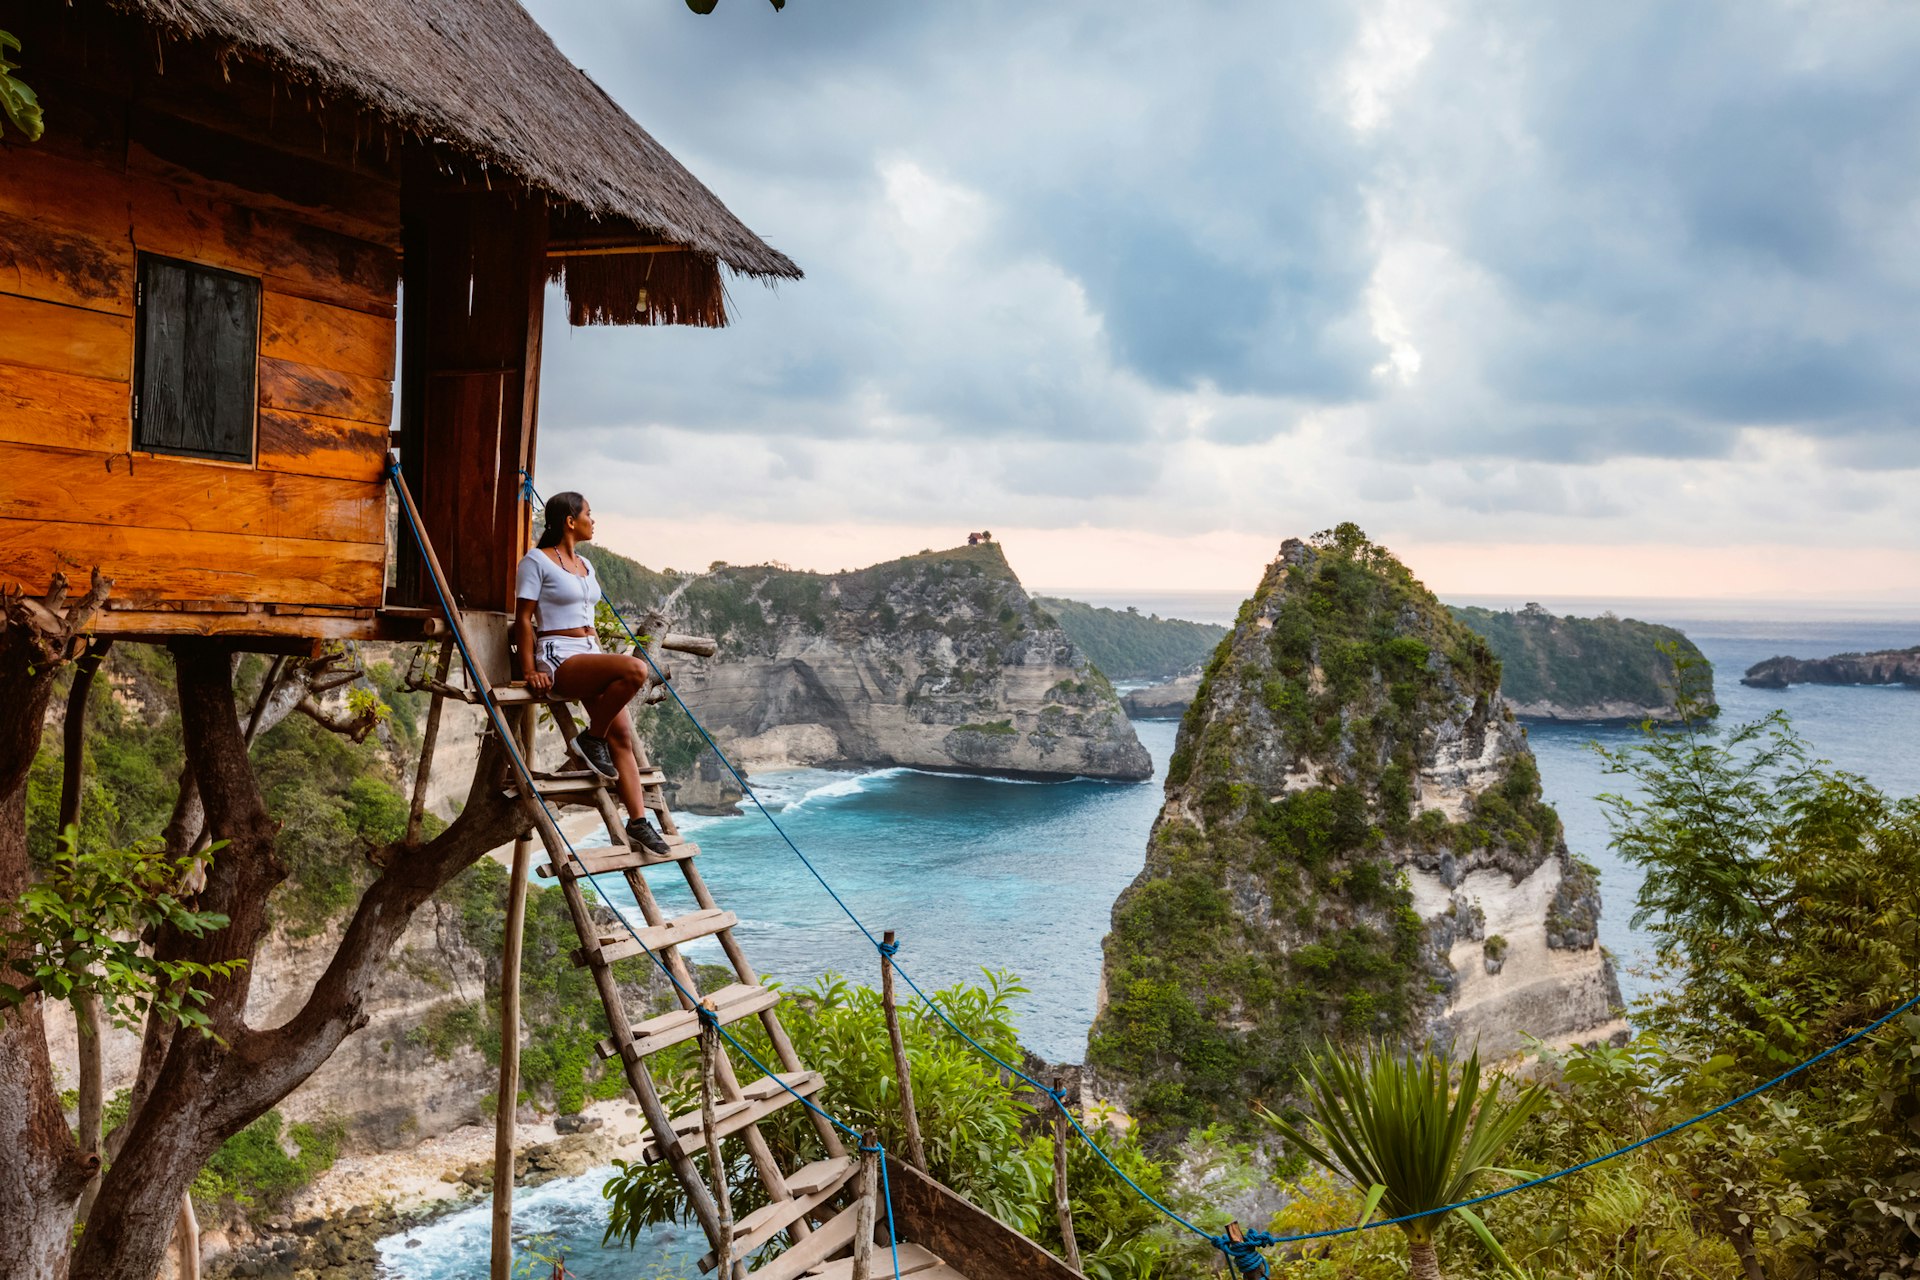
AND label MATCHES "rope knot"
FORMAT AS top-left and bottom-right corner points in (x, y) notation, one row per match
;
(859, 1140), (885, 1155)
(1217, 1232), (1274, 1278)
(876, 938), (901, 958)
(695, 1004), (720, 1028)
